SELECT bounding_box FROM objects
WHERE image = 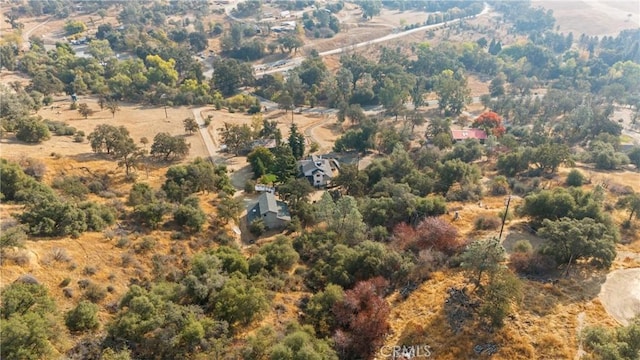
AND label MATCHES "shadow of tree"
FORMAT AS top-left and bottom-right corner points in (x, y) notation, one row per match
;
(503, 229), (546, 253)
(517, 266), (607, 319)
(230, 163), (253, 189)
